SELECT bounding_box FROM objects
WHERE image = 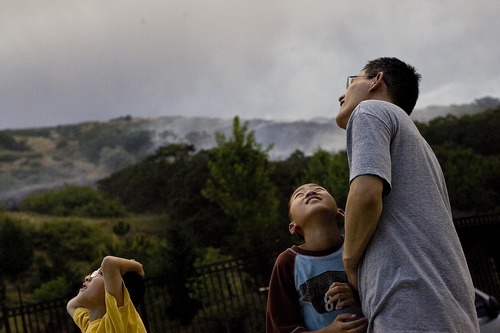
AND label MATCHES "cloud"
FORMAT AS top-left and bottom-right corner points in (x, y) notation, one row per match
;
(1, 0), (499, 129)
